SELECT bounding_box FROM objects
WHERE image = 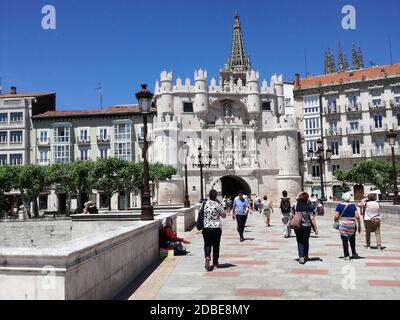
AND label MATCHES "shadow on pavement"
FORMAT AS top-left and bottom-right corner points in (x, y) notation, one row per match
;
(217, 263), (237, 269)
